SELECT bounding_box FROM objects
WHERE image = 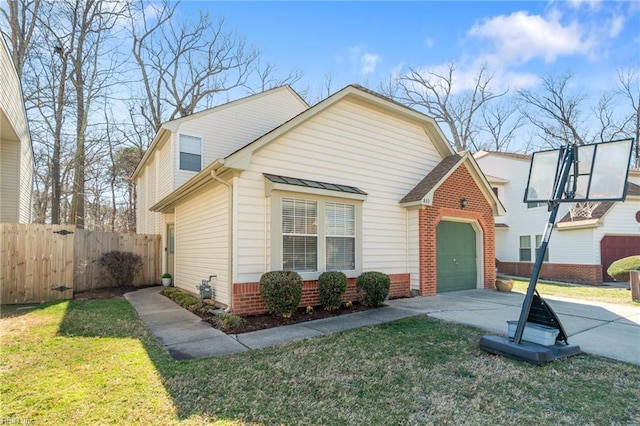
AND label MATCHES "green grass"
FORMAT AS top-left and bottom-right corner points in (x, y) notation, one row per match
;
(512, 279), (640, 306)
(2, 299), (640, 425)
